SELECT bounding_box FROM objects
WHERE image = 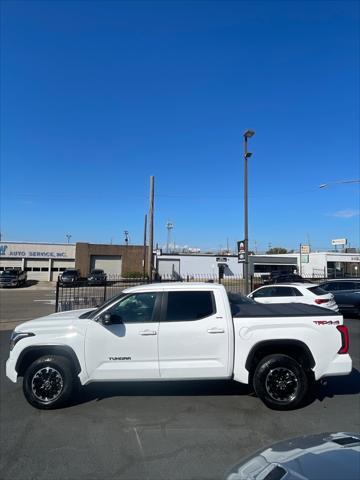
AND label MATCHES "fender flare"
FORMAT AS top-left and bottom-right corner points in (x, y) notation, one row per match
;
(245, 339), (316, 373)
(15, 345), (82, 376)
